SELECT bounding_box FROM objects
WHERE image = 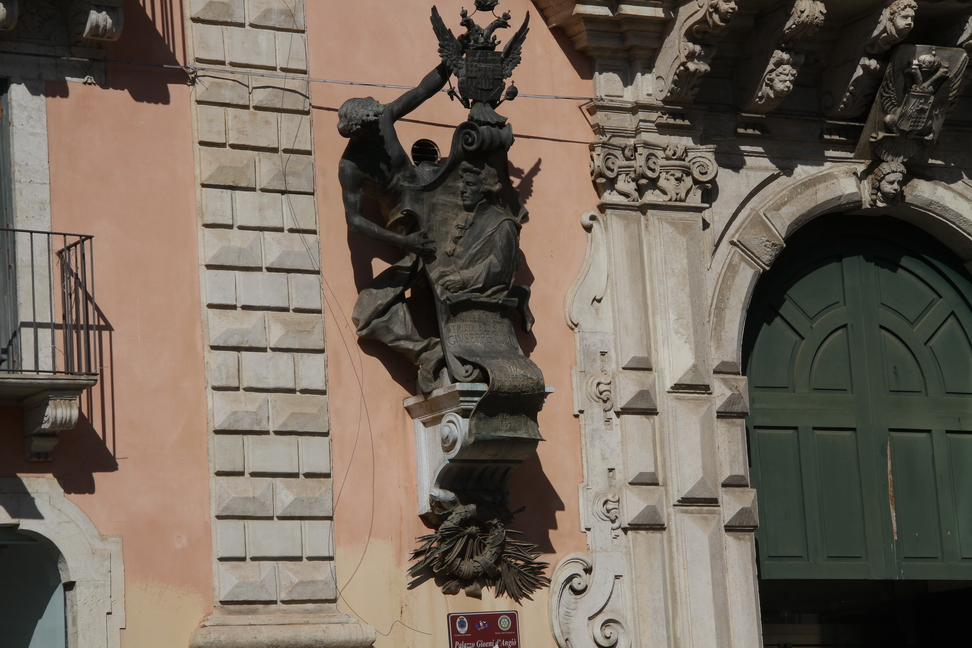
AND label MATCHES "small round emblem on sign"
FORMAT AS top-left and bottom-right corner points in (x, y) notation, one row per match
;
(498, 615), (512, 631)
(456, 616), (468, 634)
